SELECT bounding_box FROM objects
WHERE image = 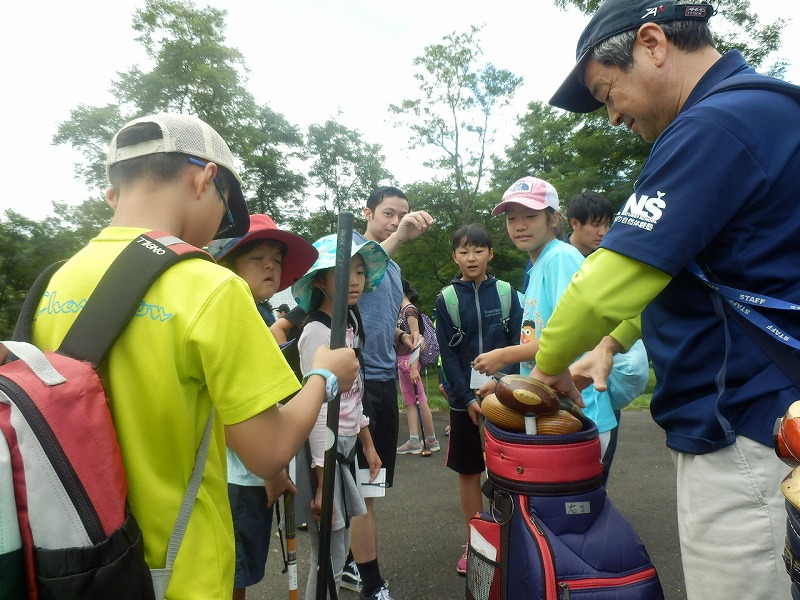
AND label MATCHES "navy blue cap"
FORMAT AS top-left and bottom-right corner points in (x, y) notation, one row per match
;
(549, 0), (715, 113)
